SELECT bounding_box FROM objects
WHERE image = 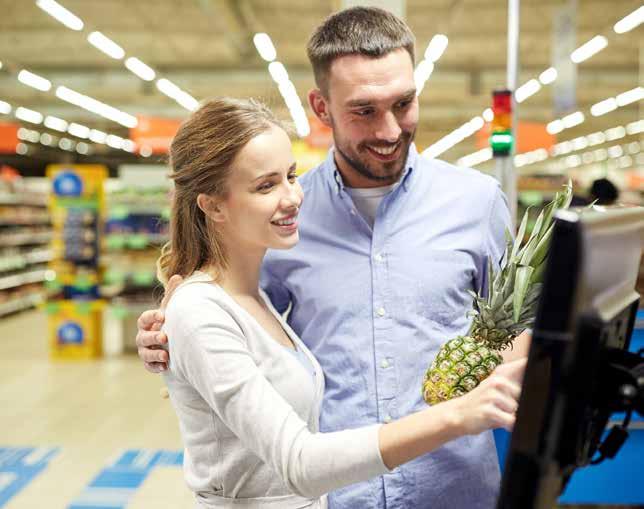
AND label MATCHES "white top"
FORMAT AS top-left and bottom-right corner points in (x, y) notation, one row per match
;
(162, 272), (389, 508)
(344, 183), (397, 227)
